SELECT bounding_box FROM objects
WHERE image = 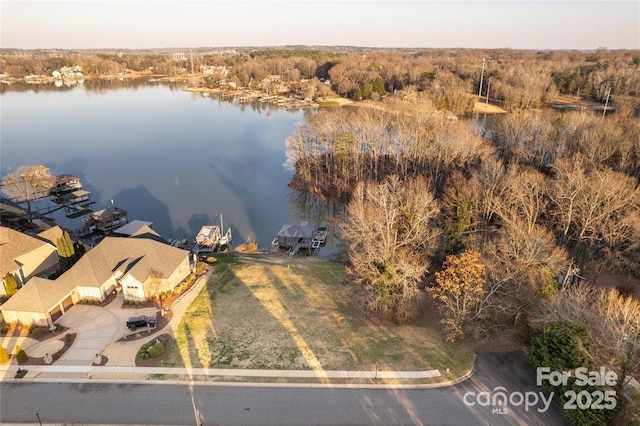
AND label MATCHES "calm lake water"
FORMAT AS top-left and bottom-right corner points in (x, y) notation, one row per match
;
(1, 80), (333, 251)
